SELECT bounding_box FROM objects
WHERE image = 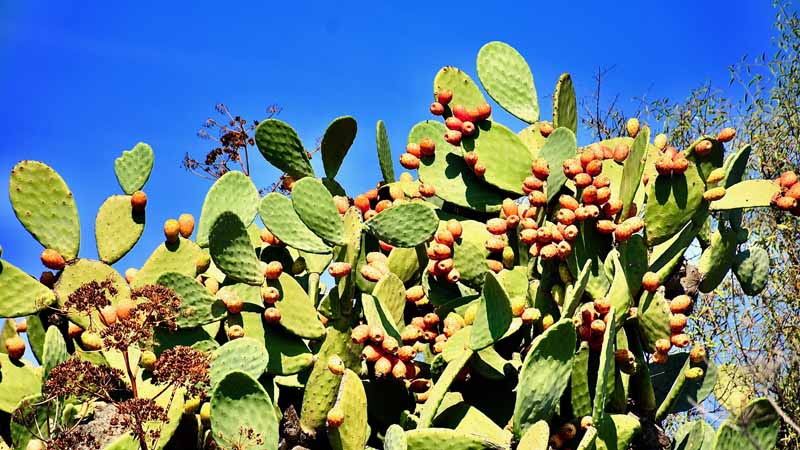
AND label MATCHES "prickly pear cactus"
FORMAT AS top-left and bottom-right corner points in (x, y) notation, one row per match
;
(0, 39), (786, 450)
